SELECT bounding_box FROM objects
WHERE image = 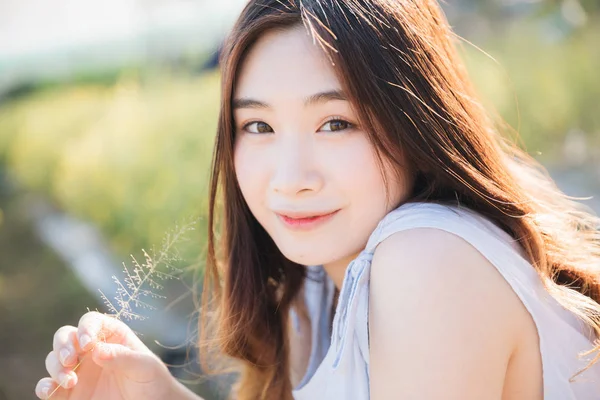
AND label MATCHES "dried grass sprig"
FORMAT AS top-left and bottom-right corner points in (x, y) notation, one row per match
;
(48, 218), (197, 398)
